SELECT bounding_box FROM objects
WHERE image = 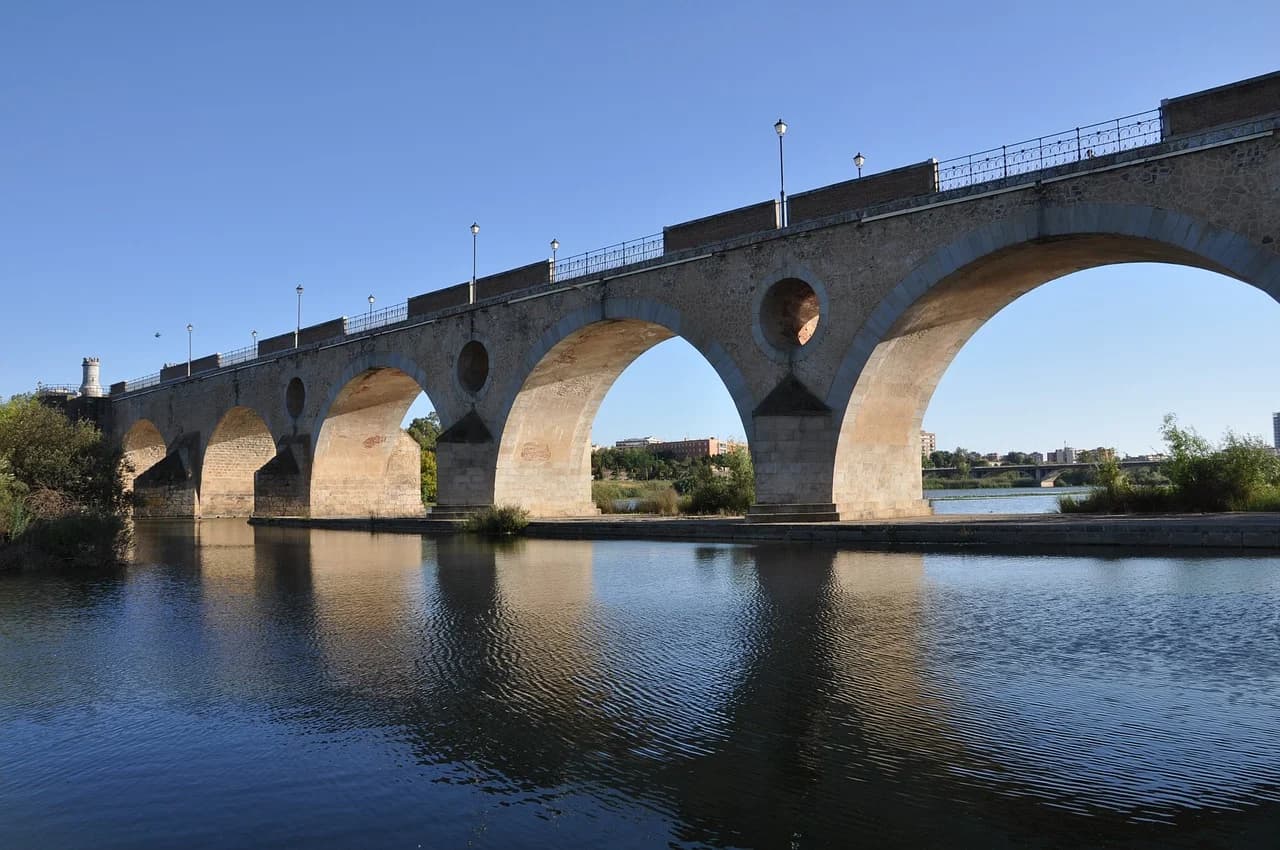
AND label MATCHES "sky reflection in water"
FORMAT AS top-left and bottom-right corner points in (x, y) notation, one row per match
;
(1, 520), (1278, 848)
